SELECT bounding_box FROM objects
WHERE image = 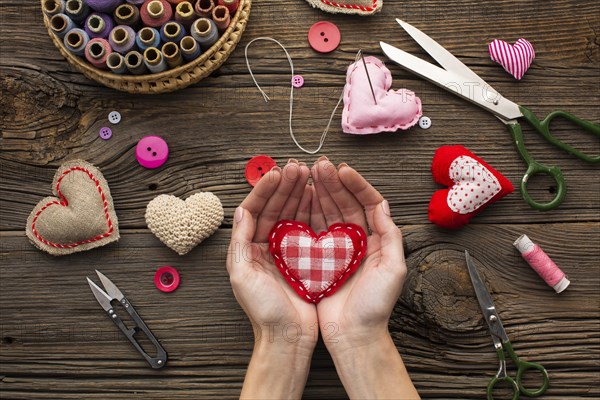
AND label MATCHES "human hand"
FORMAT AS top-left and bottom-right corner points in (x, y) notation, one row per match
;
(310, 157), (419, 399)
(310, 157), (407, 349)
(227, 160), (316, 399)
